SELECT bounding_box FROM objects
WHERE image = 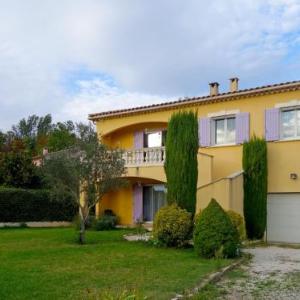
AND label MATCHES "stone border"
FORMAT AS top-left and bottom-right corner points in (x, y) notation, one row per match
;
(171, 255), (249, 300)
(0, 221), (72, 228)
